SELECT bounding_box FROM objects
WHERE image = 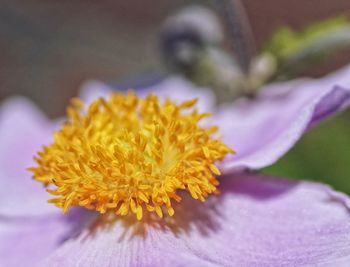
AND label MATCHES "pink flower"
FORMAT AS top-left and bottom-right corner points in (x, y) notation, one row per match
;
(0, 64), (350, 267)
